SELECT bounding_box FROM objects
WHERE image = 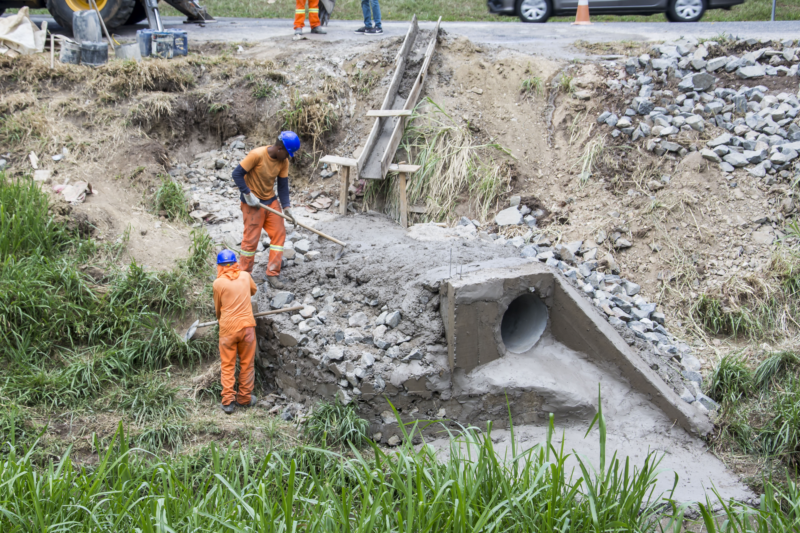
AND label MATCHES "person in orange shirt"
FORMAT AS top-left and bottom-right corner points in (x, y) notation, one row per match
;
(294, 0), (327, 37)
(213, 249), (259, 414)
(231, 131), (300, 290)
